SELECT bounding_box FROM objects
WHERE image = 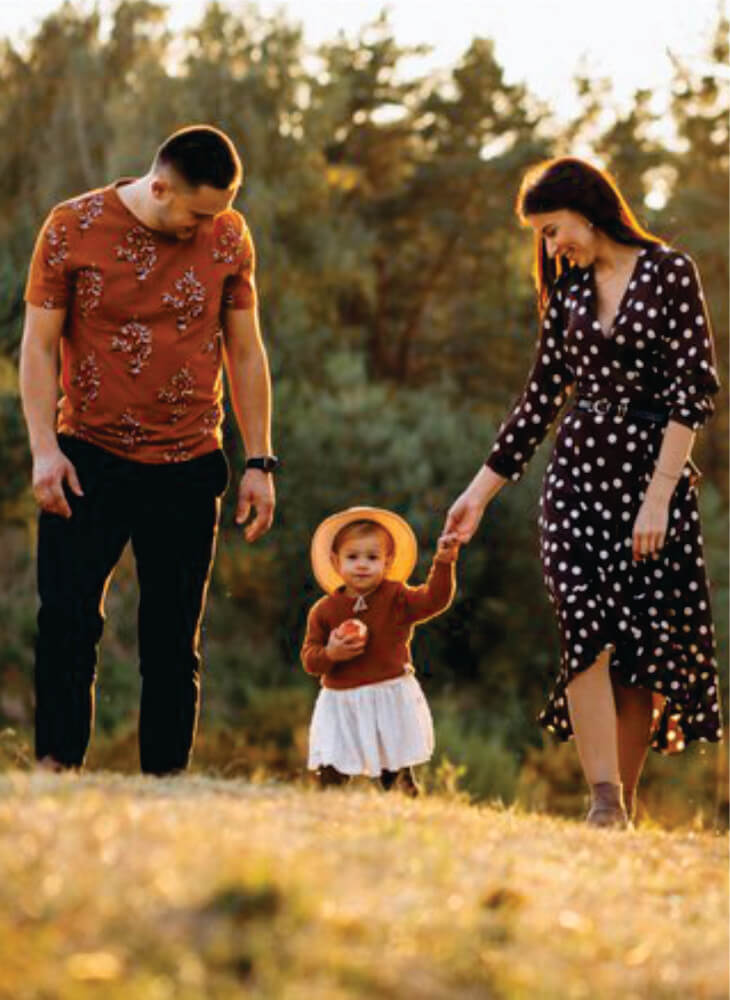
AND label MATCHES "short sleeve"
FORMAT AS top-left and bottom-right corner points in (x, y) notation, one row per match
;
(220, 212), (257, 311)
(485, 285), (574, 482)
(24, 206), (74, 310)
(657, 252), (720, 430)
